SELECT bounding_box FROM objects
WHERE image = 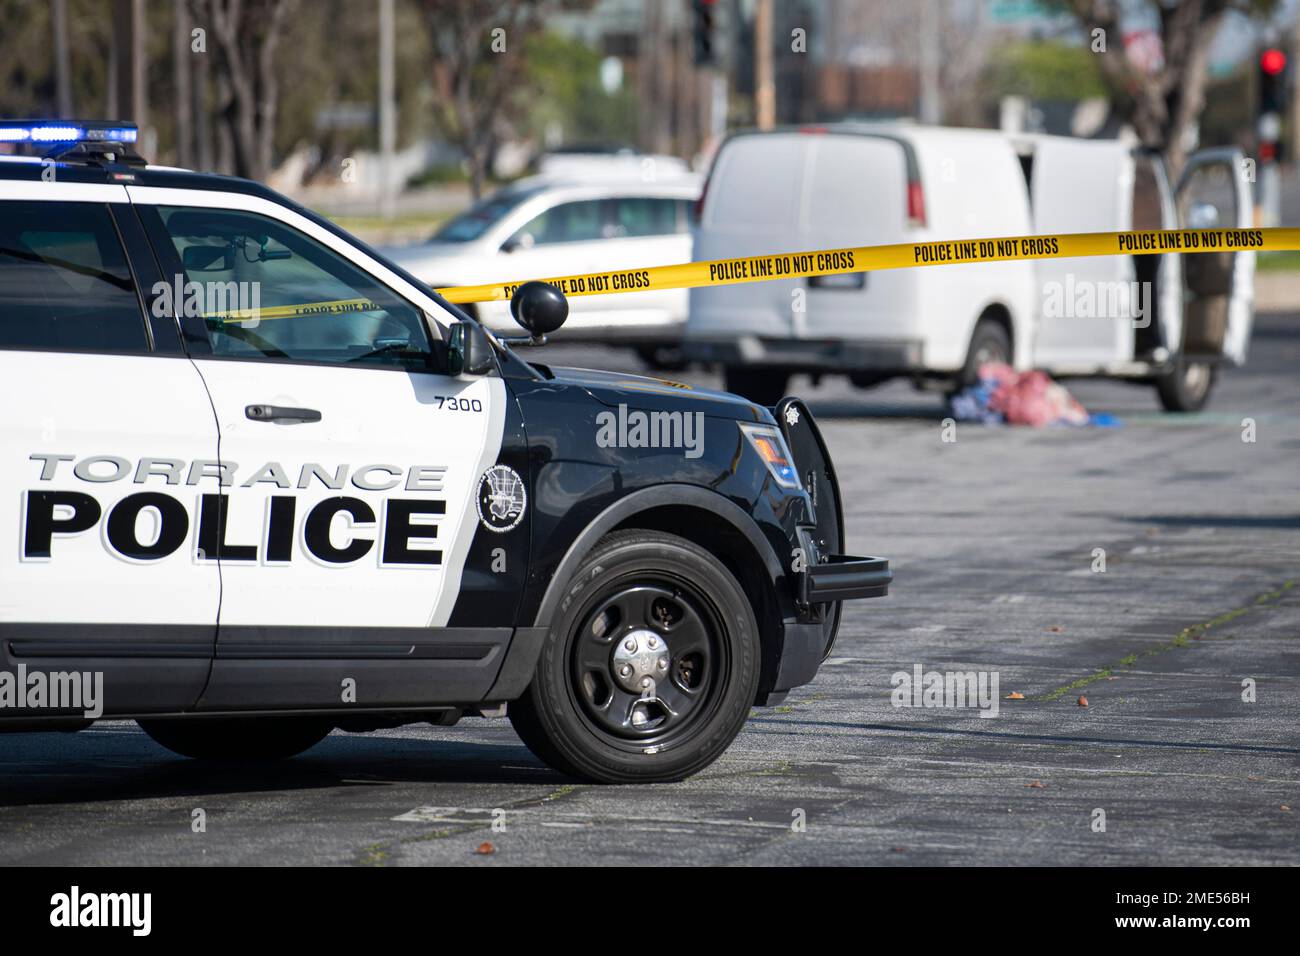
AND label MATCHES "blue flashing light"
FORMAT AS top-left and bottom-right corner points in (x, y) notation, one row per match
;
(0, 121), (138, 146)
